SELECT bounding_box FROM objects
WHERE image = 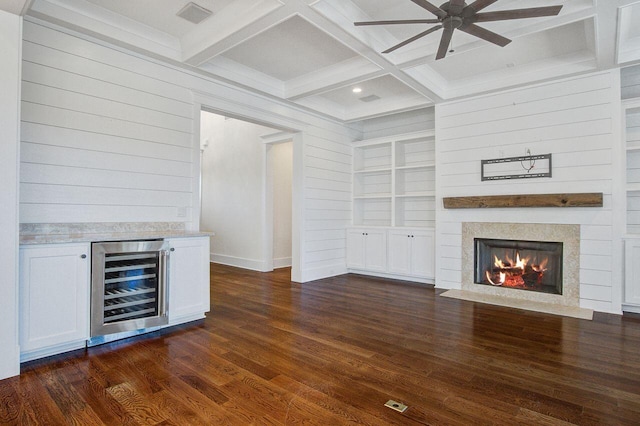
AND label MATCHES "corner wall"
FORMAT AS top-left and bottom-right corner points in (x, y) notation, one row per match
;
(435, 70), (622, 314)
(0, 10), (22, 380)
